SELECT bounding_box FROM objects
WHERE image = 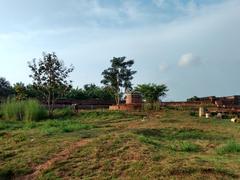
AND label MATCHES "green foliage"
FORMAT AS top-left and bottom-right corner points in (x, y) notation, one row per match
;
(53, 107), (75, 118)
(65, 87), (86, 100)
(134, 128), (228, 143)
(217, 140), (240, 154)
(28, 52), (74, 115)
(24, 99), (47, 121)
(25, 84), (43, 99)
(138, 135), (161, 148)
(1, 99), (25, 121)
(13, 82), (27, 101)
(0, 77), (13, 99)
(0, 109), (240, 179)
(135, 83), (168, 103)
(40, 120), (96, 135)
(83, 84), (115, 101)
(101, 57), (137, 105)
(1, 99), (47, 121)
(78, 110), (127, 120)
(170, 141), (201, 152)
(65, 84), (114, 101)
